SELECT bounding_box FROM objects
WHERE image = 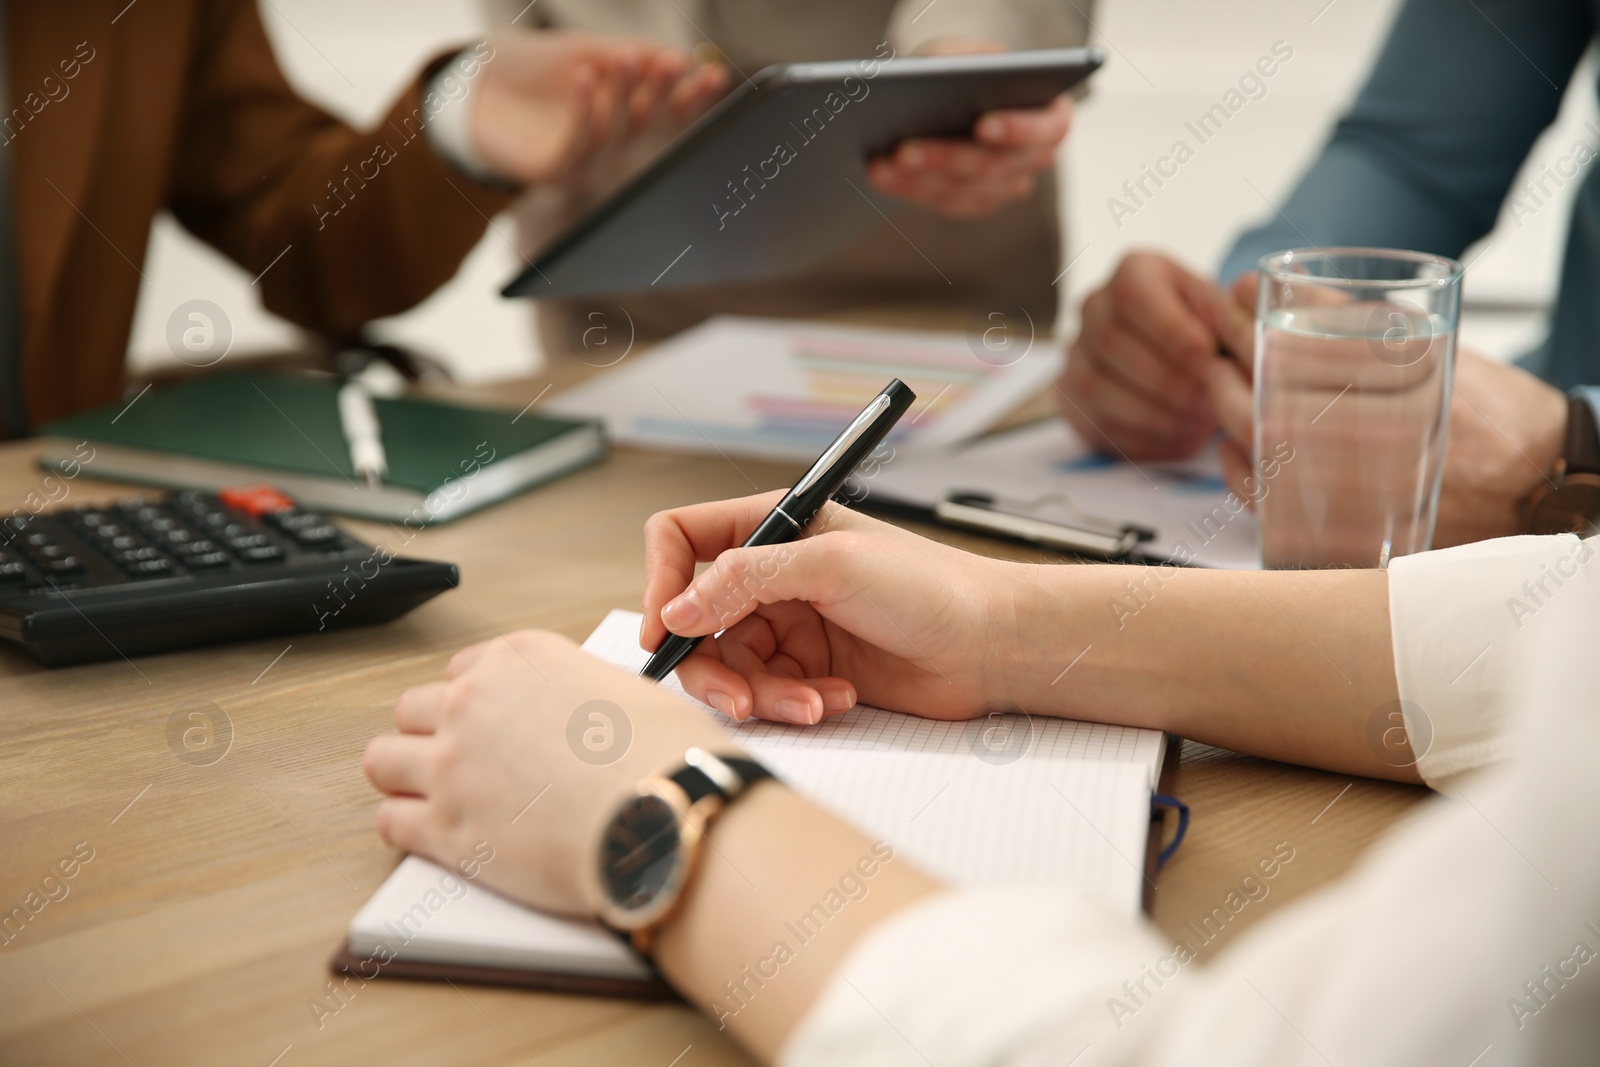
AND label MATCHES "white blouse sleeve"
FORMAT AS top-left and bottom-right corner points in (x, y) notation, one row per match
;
(1386, 532), (1594, 787)
(782, 533), (1600, 1067)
